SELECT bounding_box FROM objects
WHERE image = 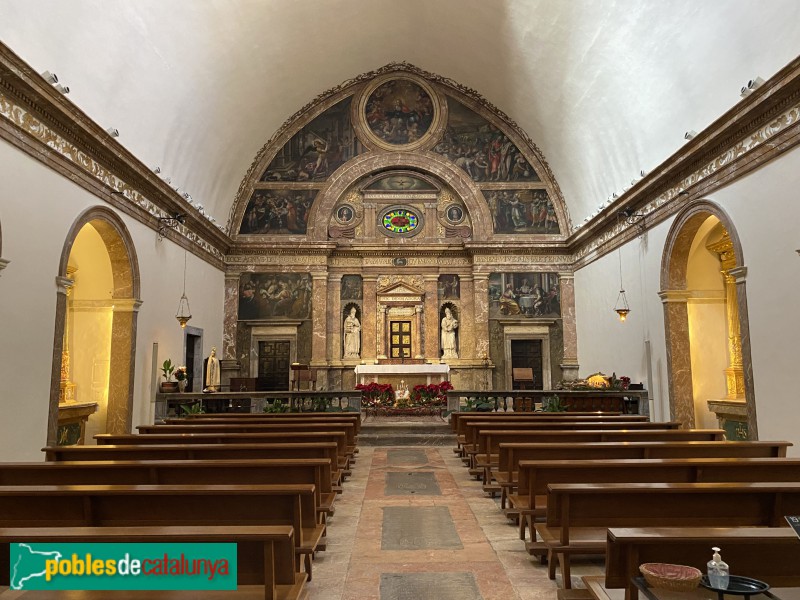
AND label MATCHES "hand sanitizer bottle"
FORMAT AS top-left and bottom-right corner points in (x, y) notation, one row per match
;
(707, 547), (730, 589)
